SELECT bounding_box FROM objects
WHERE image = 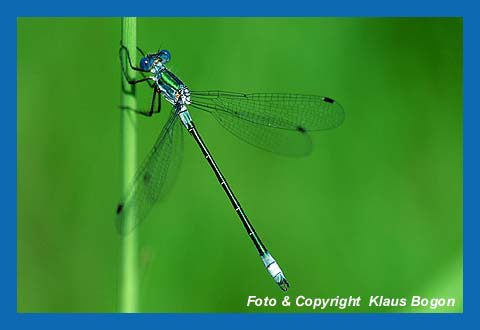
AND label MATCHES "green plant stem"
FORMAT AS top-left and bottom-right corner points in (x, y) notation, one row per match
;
(119, 17), (139, 313)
